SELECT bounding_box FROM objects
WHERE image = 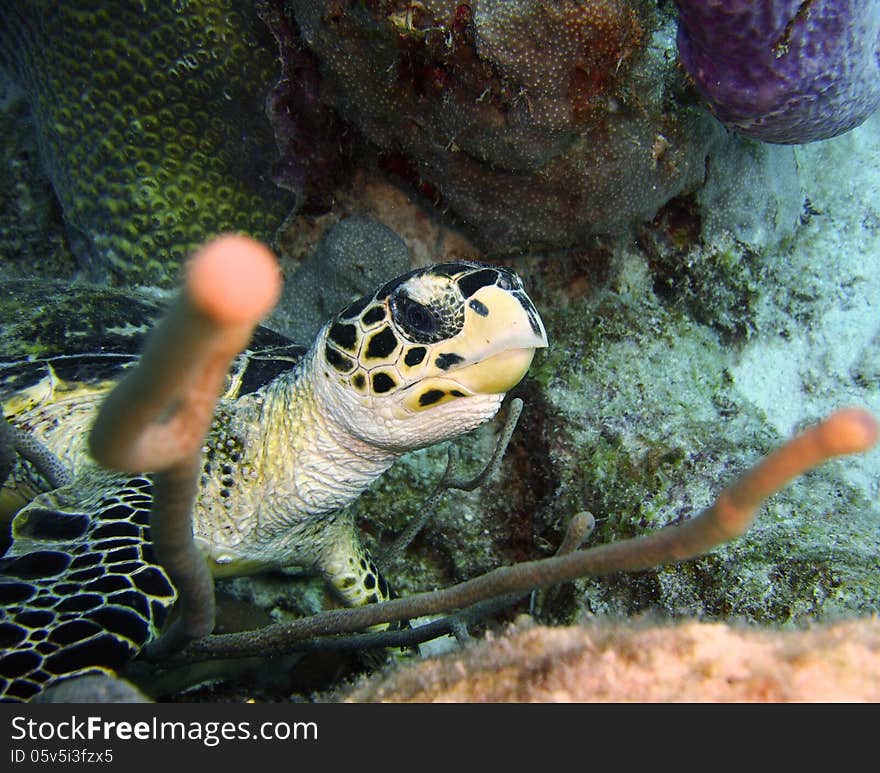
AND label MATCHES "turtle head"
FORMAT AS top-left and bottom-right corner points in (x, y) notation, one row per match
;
(314, 261), (548, 451)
